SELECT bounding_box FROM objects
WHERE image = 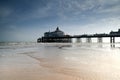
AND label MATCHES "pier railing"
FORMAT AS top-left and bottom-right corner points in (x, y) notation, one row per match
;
(37, 34), (120, 44)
